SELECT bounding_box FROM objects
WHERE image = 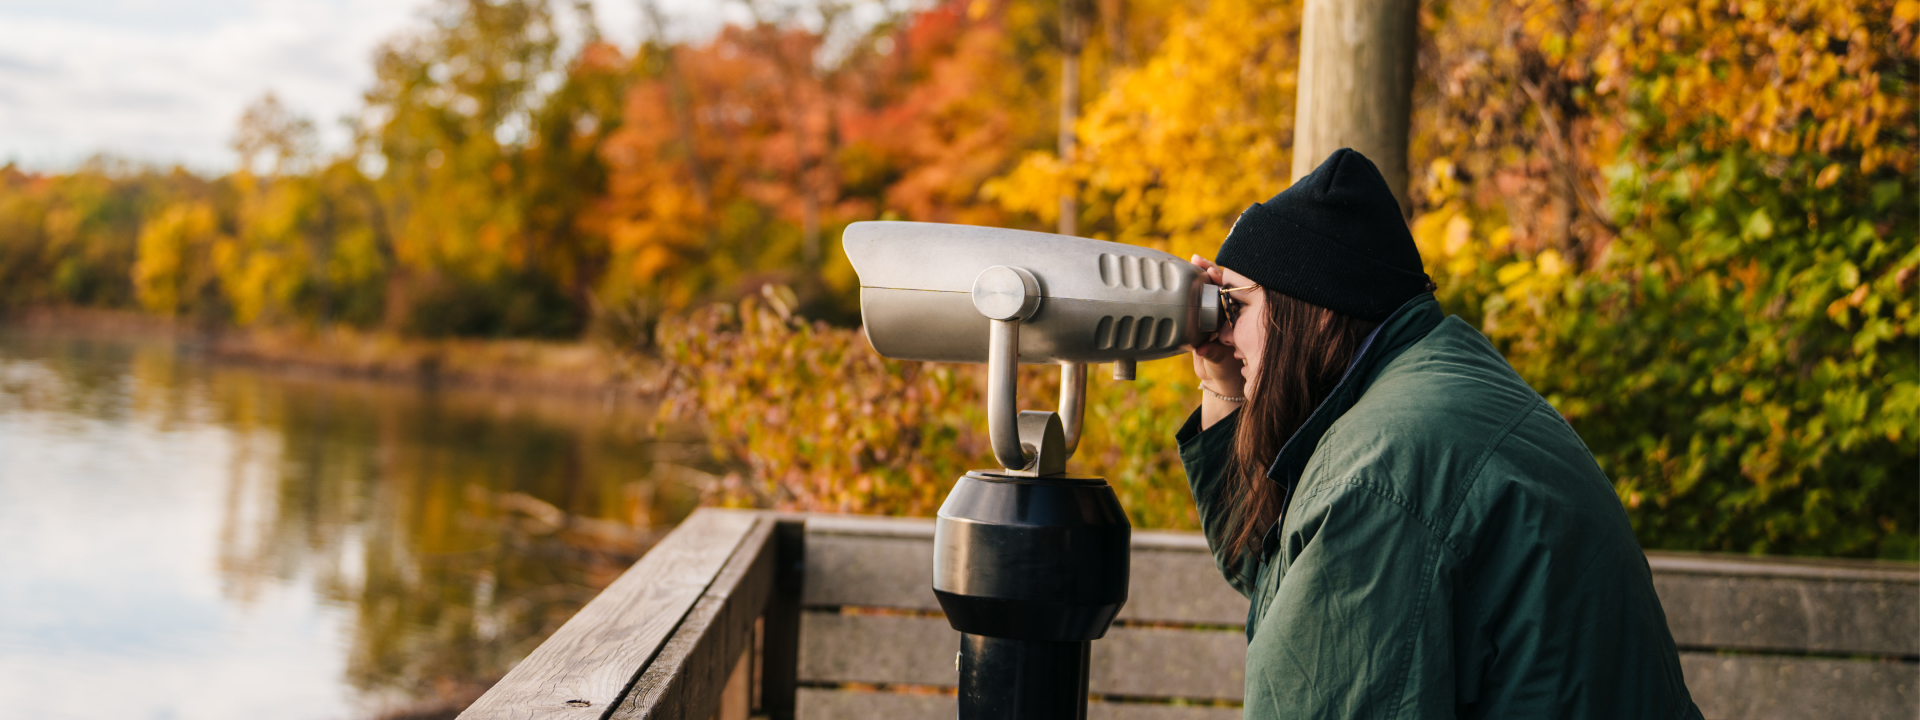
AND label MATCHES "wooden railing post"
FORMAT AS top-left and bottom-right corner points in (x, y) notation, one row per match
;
(759, 517), (806, 720)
